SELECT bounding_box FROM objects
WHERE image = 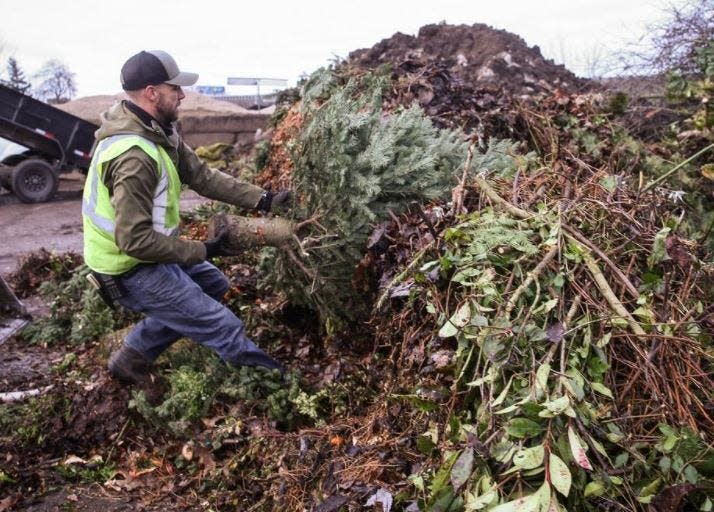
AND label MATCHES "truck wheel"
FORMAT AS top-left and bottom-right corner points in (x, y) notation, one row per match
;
(11, 159), (59, 203)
